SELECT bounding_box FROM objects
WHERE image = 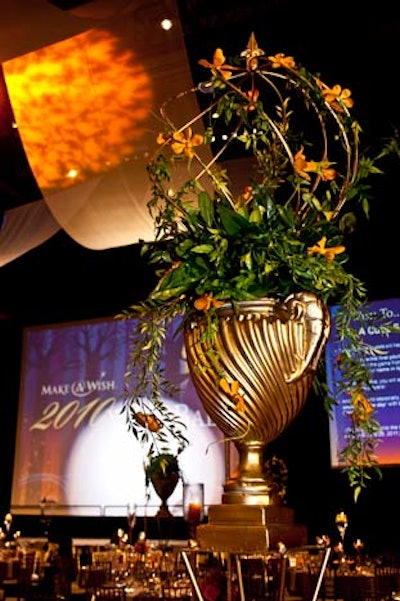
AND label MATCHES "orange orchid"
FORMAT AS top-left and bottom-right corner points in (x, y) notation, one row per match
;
(268, 52), (296, 69)
(294, 148), (337, 182)
(198, 48), (234, 79)
(157, 127), (204, 159)
(235, 185), (253, 210)
(307, 236), (345, 262)
(245, 88), (260, 110)
(319, 165), (337, 181)
(293, 147), (315, 180)
(323, 211), (334, 221)
(219, 378), (245, 413)
(321, 83), (354, 112)
(310, 159), (337, 181)
(350, 392), (375, 426)
(241, 185), (253, 202)
(134, 412), (162, 433)
(194, 293), (224, 312)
